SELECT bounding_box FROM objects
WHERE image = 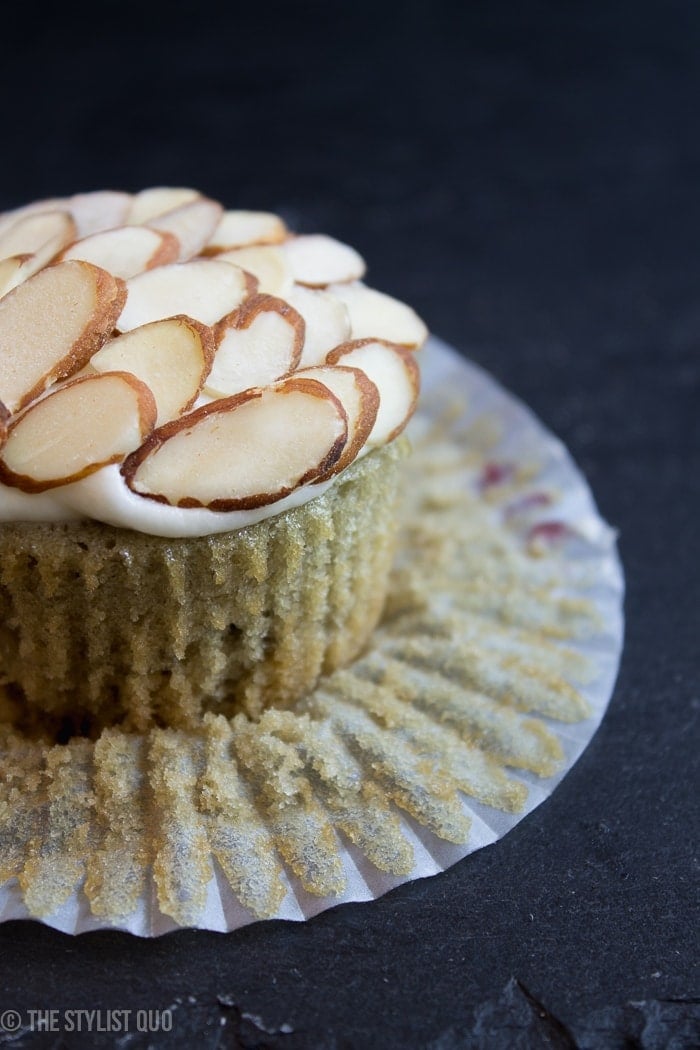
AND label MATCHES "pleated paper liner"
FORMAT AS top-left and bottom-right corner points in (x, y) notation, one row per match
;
(0, 338), (624, 936)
